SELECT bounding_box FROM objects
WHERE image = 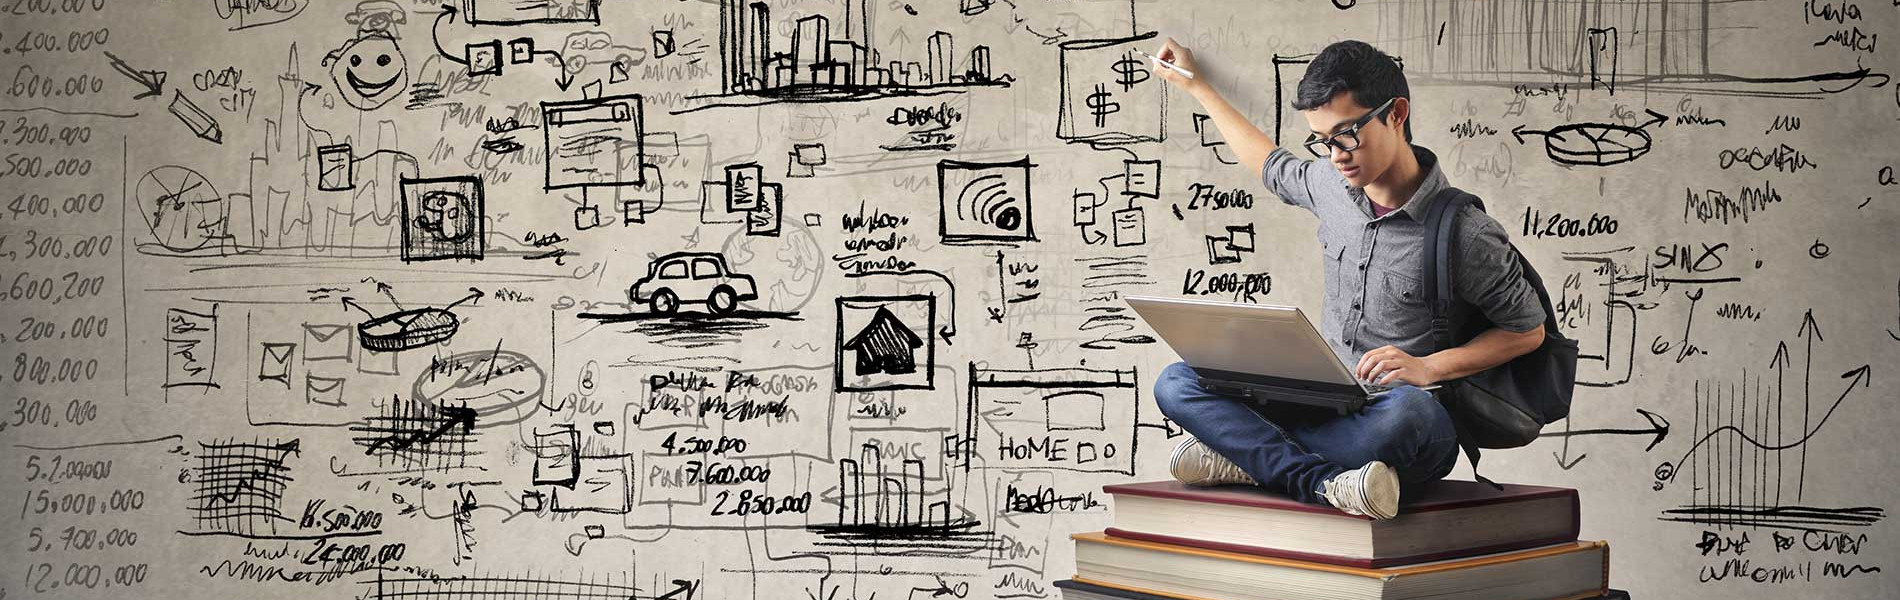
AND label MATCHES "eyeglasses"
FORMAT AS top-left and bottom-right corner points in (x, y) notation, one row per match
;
(1302, 97), (1398, 159)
